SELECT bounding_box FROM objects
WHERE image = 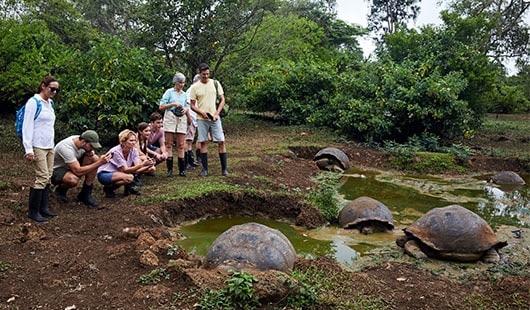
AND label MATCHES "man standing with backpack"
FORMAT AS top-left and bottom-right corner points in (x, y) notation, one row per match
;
(189, 63), (229, 177)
